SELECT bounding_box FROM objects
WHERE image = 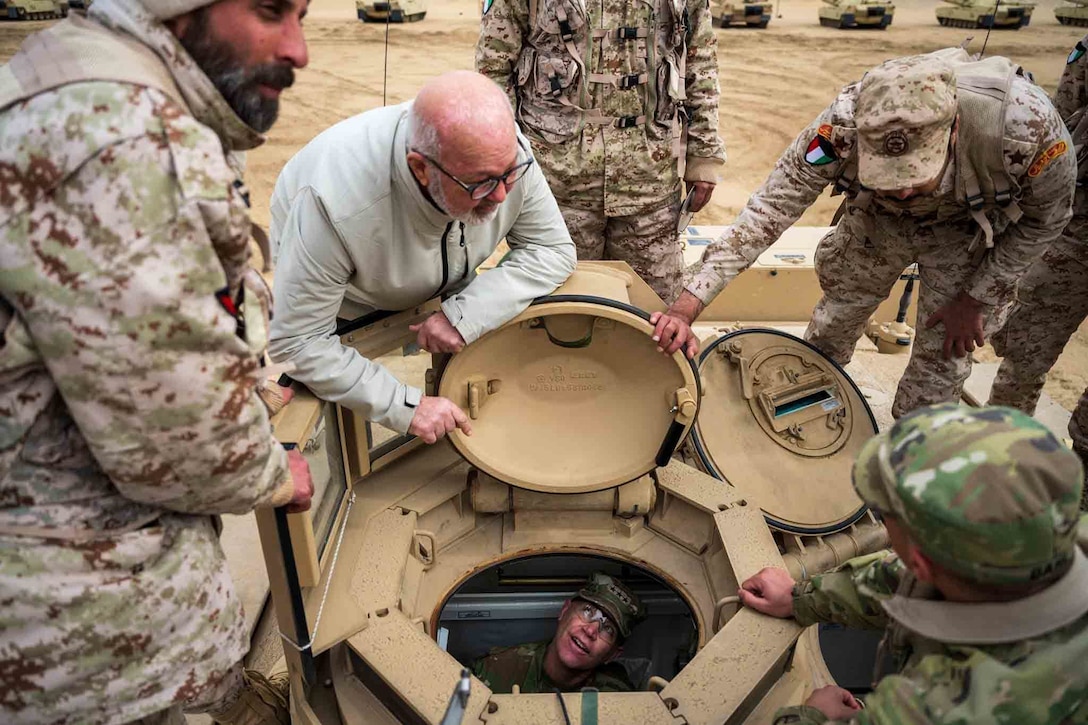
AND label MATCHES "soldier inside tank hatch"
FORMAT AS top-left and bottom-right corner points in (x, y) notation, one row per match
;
(471, 572), (647, 693)
(650, 50), (1076, 414)
(739, 404), (1088, 725)
(268, 70), (576, 447)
